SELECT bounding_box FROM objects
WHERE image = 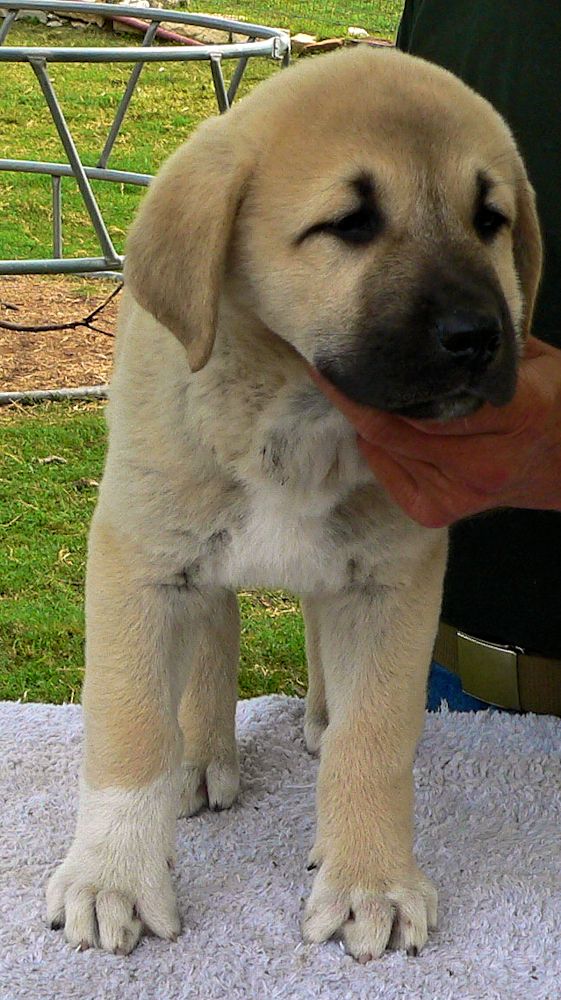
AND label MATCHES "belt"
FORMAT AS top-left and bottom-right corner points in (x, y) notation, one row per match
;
(433, 621), (561, 716)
